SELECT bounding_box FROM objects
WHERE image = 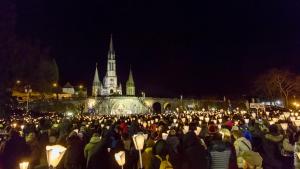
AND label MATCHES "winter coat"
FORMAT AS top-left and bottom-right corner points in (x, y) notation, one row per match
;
(150, 140), (170, 169)
(294, 142), (300, 169)
(261, 133), (283, 169)
(1, 134), (30, 169)
(234, 137), (252, 168)
(84, 136), (101, 165)
(182, 132), (209, 169)
(86, 138), (112, 169)
(64, 135), (85, 169)
(209, 140), (233, 169)
(27, 139), (42, 168)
